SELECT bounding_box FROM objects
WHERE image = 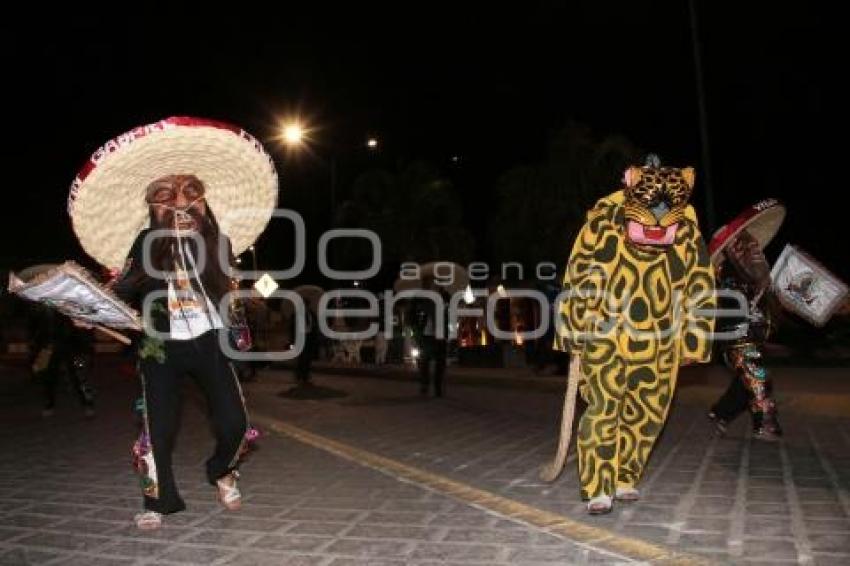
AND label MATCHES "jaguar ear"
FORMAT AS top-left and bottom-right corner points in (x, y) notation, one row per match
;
(623, 166), (642, 188)
(681, 167), (696, 189)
